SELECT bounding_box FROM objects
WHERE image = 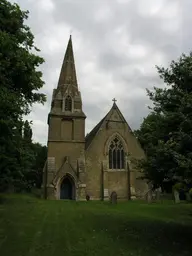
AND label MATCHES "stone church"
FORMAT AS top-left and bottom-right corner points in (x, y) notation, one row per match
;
(43, 35), (148, 200)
